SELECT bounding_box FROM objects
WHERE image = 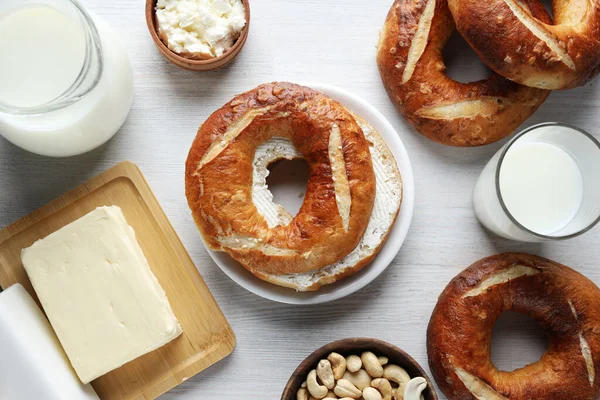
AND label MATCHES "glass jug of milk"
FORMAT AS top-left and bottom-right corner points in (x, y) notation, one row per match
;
(0, 0), (133, 157)
(473, 123), (600, 242)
